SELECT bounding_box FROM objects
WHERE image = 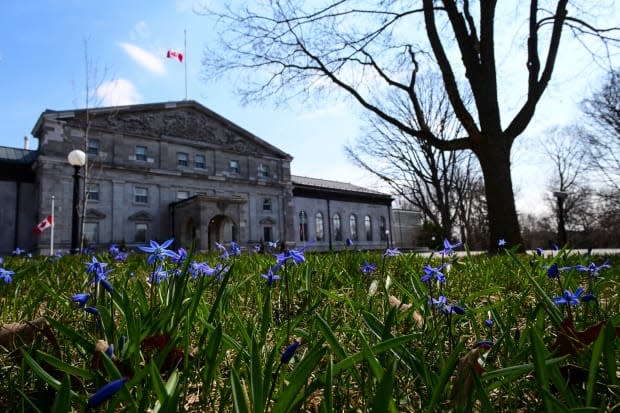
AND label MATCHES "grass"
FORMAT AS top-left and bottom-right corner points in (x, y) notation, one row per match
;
(0, 243), (619, 412)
